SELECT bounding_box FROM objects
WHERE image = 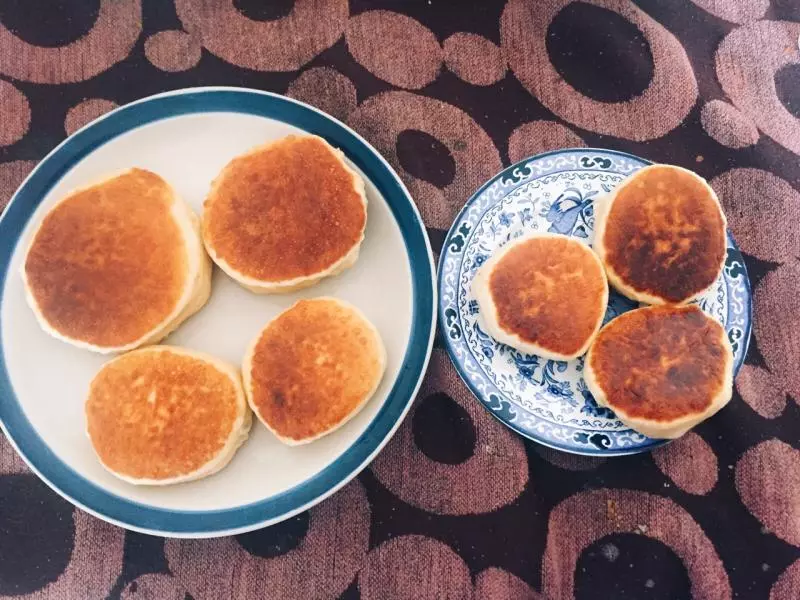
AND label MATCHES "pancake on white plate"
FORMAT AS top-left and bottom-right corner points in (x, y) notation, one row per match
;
(86, 346), (252, 485)
(22, 168), (210, 353)
(202, 135), (367, 294)
(243, 297), (386, 445)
